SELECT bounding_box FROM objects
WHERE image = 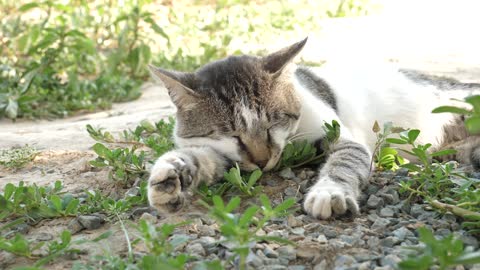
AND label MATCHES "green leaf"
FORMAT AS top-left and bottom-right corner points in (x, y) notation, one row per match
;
(247, 169), (262, 188)
(18, 2), (40, 12)
(49, 195), (62, 211)
(65, 199), (79, 215)
(92, 143), (110, 158)
(465, 95), (480, 113)
(224, 196), (241, 213)
(431, 149), (457, 157)
(385, 138), (408, 144)
(465, 116), (480, 134)
(238, 206), (259, 227)
(432, 106), (471, 115)
(401, 163), (421, 172)
(407, 129), (420, 143)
